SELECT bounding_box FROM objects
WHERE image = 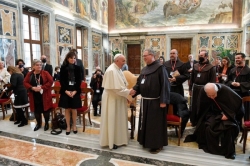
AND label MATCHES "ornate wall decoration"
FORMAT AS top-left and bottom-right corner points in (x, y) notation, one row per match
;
(0, 38), (17, 67)
(90, 0), (98, 21)
(227, 35), (238, 48)
(0, 9), (15, 36)
(145, 35), (166, 59)
(42, 15), (49, 43)
(92, 33), (102, 69)
(101, 0), (108, 25)
(111, 38), (122, 51)
(58, 46), (71, 64)
(58, 26), (72, 44)
(212, 36), (225, 48)
(199, 36), (209, 48)
(76, 0), (88, 18)
(150, 38), (160, 49)
(246, 33), (250, 56)
(83, 29), (88, 48)
(92, 35), (101, 51)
